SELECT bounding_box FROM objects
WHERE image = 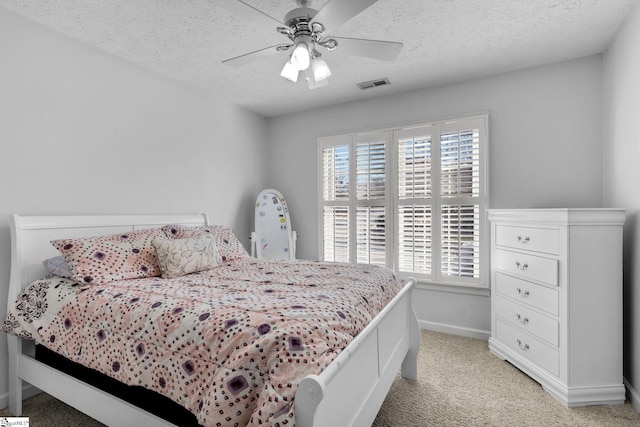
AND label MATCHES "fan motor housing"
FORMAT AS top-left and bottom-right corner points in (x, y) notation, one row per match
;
(284, 7), (318, 29)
